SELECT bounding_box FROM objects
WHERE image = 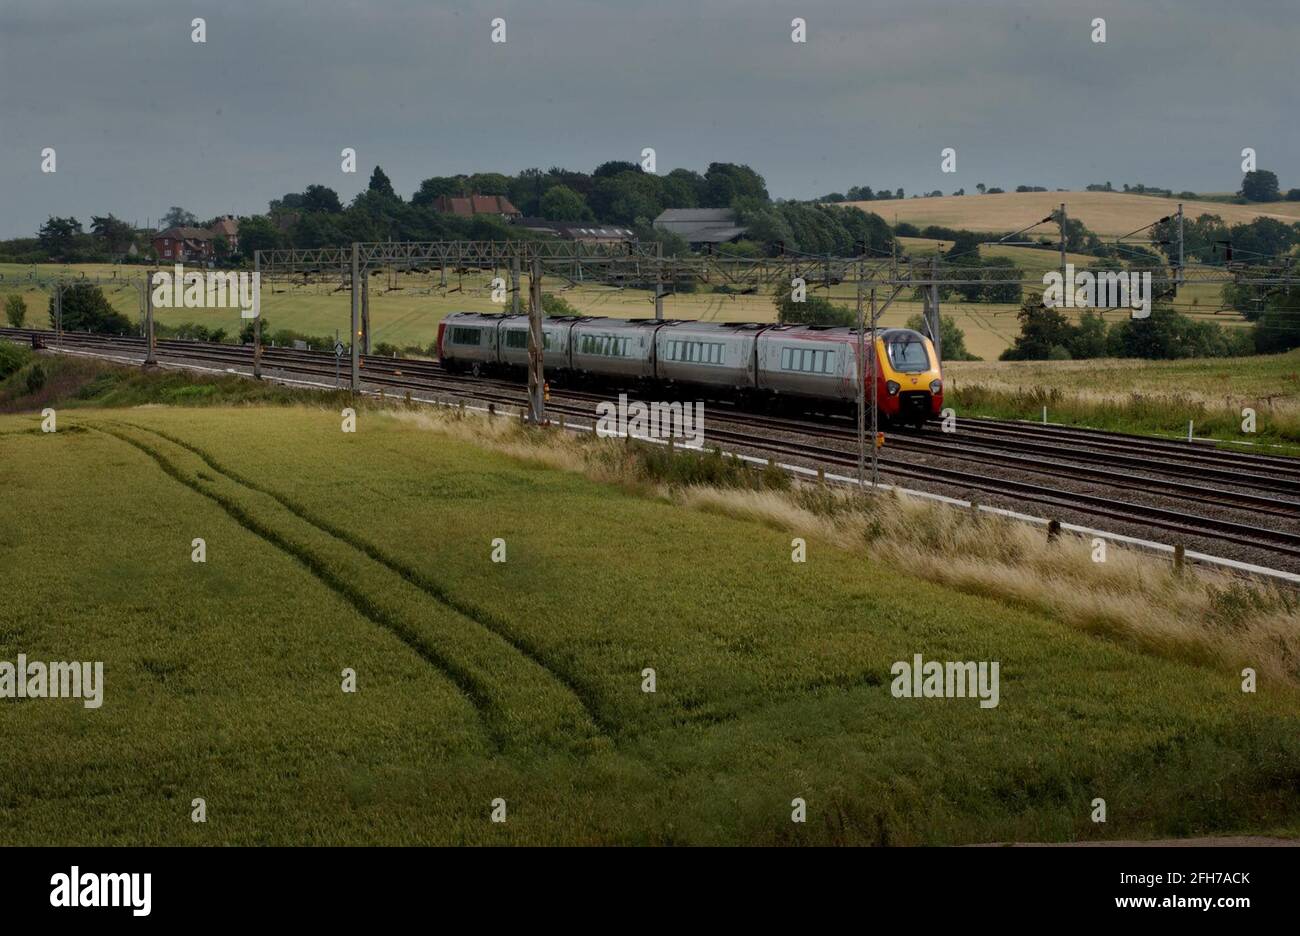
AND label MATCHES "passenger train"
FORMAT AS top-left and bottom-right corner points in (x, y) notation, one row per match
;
(436, 312), (944, 425)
